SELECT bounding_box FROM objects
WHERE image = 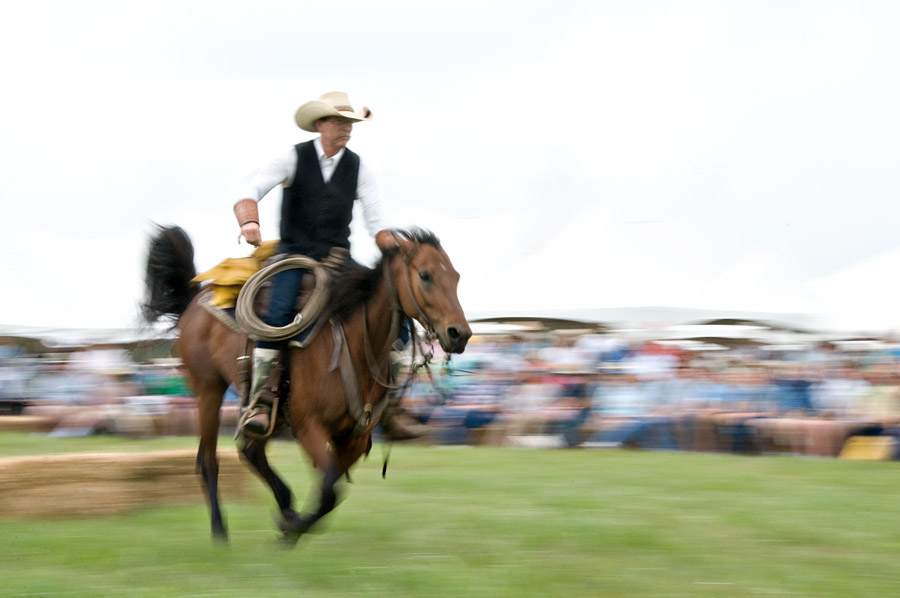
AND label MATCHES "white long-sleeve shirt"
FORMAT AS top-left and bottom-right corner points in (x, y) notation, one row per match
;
(235, 138), (387, 236)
